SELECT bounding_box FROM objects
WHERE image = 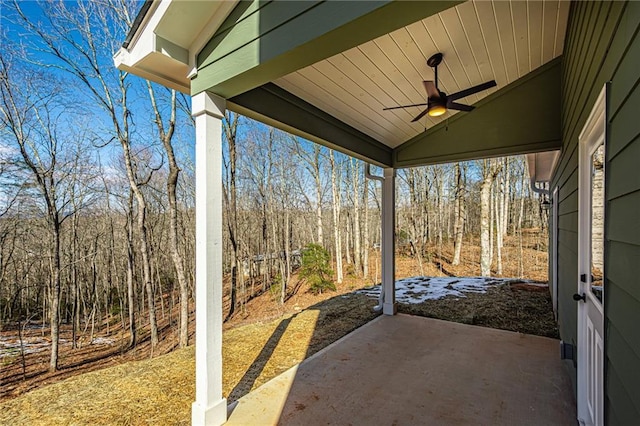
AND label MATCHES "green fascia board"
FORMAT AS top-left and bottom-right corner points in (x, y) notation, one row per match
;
(228, 83), (393, 167)
(393, 58), (563, 168)
(192, 0), (462, 97)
